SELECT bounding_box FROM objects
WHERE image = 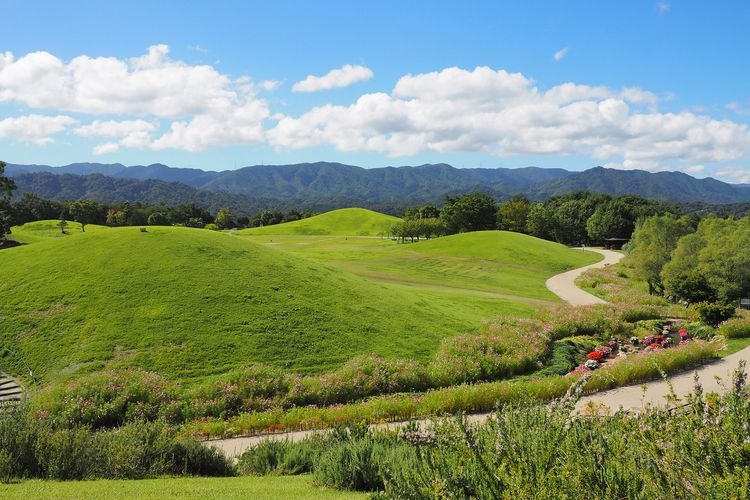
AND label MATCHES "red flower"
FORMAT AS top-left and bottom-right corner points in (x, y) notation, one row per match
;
(587, 351), (604, 361)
